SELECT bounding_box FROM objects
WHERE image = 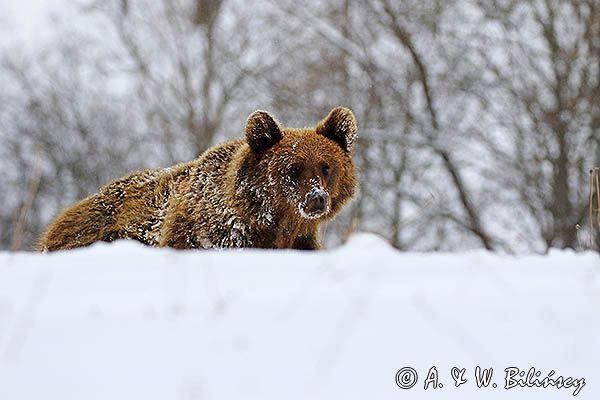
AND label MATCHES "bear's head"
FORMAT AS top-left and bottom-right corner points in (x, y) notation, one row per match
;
(244, 107), (358, 222)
